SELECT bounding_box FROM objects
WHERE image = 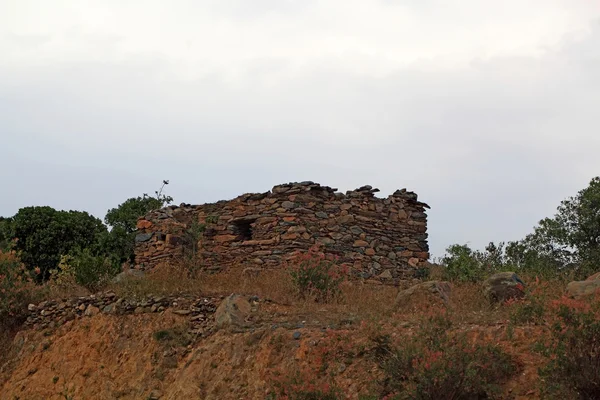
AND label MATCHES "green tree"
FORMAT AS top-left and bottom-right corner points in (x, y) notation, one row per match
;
(524, 177), (600, 276)
(440, 244), (486, 282)
(10, 206), (107, 280)
(103, 180), (173, 264)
